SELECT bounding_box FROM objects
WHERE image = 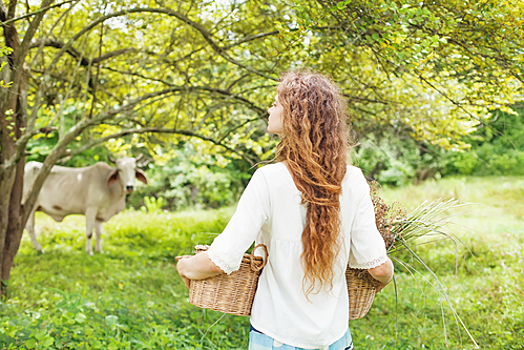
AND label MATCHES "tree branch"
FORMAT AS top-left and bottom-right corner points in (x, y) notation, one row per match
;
(223, 30), (279, 50)
(0, 1), (8, 22)
(12, 85), (188, 172)
(27, 6), (279, 132)
(20, 84), (202, 225)
(29, 39), (138, 66)
(342, 93), (399, 105)
(102, 66), (269, 115)
(18, 0), (55, 65)
(7, 0), (16, 20)
(0, 0), (75, 26)
(132, 7), (279, 81)
(58, 127), (258, 165)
